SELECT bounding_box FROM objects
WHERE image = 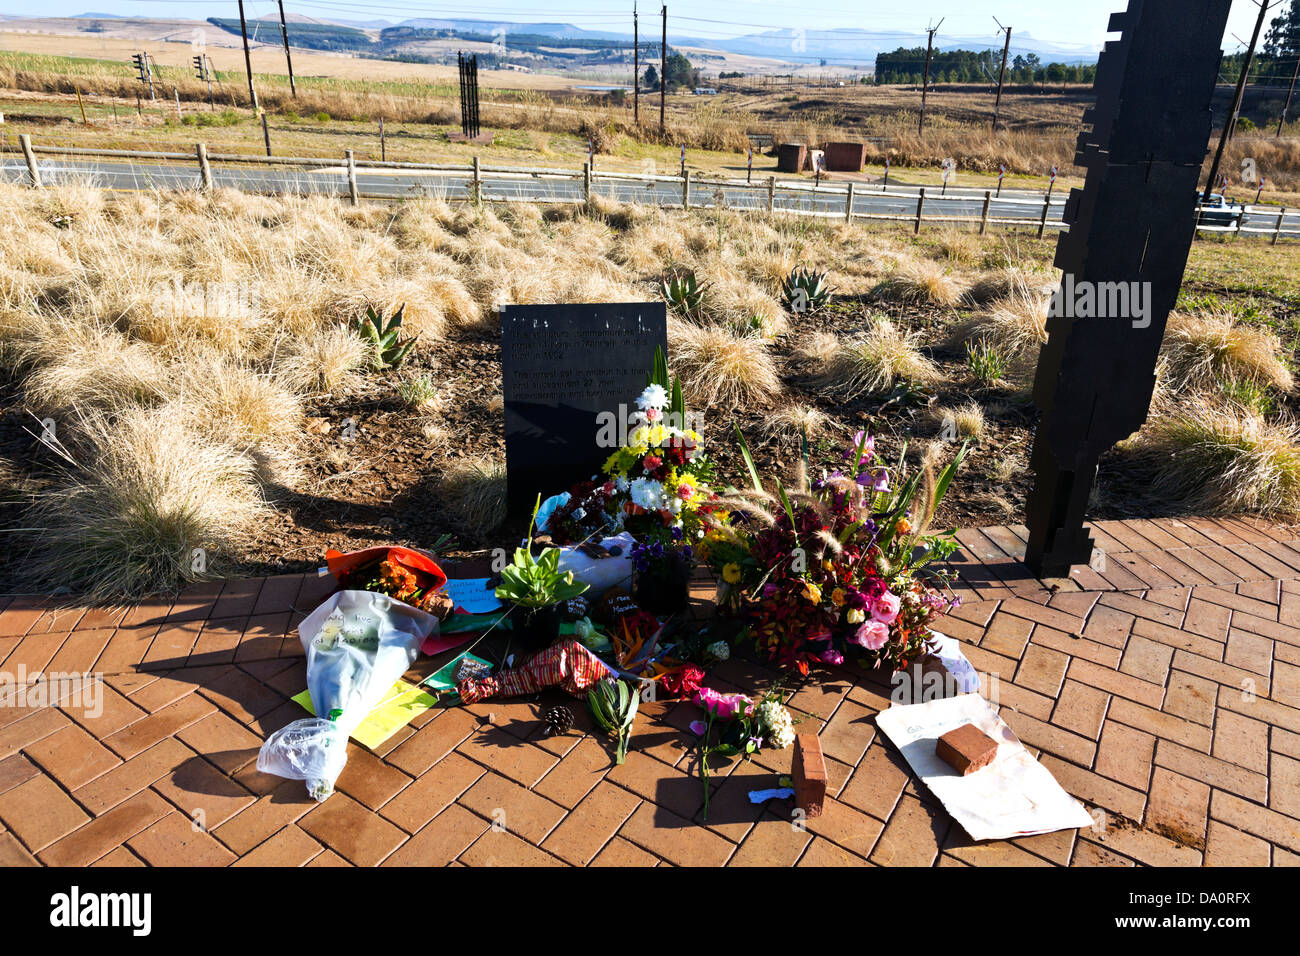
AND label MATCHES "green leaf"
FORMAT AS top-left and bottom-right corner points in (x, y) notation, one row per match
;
(734, 423), (763, 493)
